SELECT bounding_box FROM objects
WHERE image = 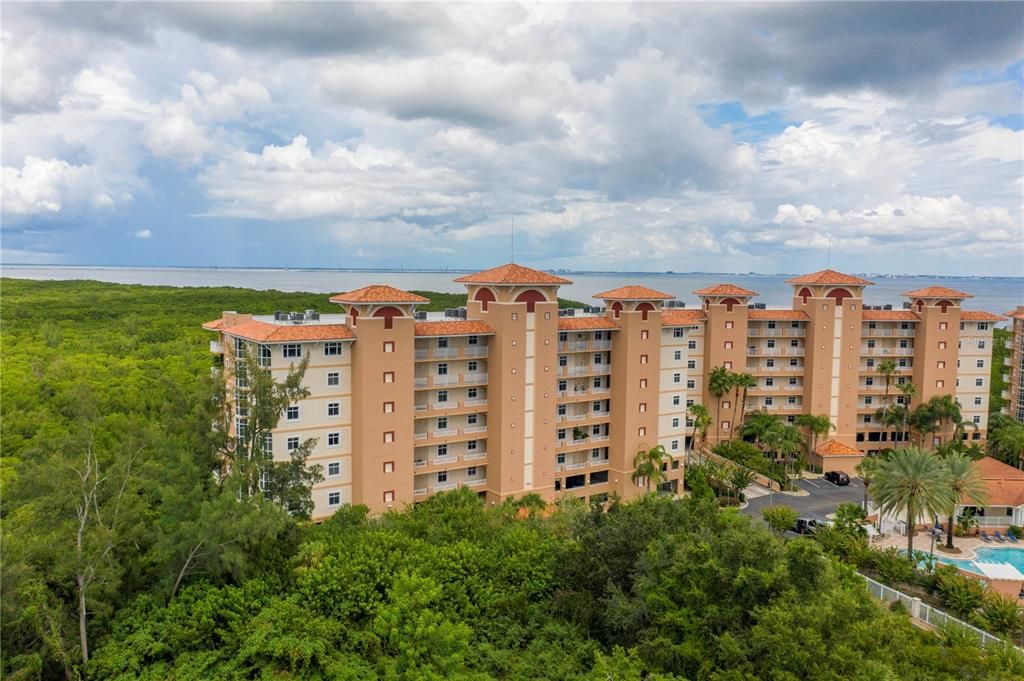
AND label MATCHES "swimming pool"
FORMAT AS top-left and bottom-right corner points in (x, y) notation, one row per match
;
(929, 547), (1024, 576)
